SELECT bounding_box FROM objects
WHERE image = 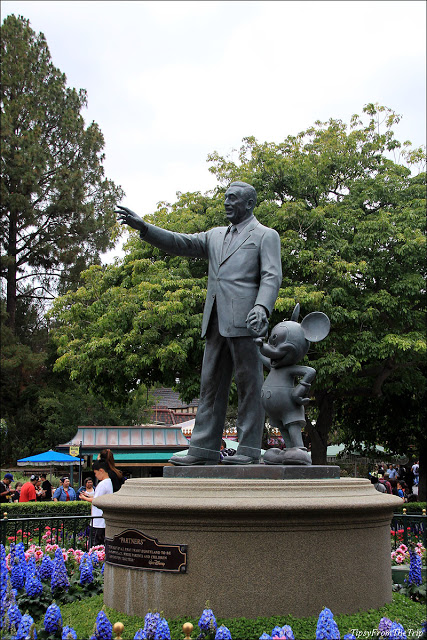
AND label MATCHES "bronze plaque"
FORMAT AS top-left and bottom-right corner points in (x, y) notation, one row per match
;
(105, 529), (187, 573)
